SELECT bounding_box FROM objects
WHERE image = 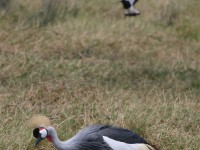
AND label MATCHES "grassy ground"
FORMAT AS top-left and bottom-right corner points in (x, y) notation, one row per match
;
(0, 0), (200, 149)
